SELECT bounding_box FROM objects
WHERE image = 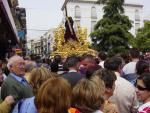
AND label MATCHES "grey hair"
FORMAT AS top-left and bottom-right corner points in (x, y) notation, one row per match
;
(25, 61), (37, 72)
(7, 55), (24, 69)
